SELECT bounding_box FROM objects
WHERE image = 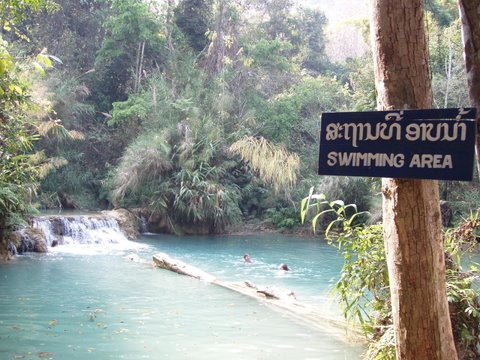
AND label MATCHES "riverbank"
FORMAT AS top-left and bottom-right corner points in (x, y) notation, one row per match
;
(227, 220), (314, 237)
